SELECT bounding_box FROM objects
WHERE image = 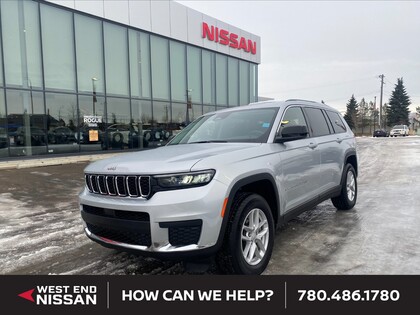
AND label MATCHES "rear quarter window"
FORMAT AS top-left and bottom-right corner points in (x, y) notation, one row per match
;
(325, 110), (346, 133)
